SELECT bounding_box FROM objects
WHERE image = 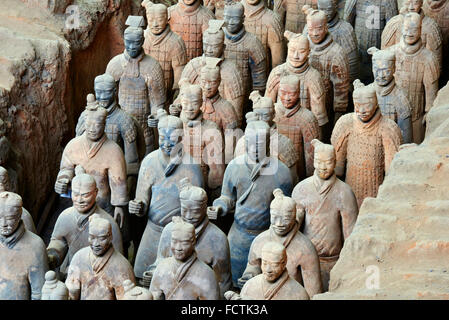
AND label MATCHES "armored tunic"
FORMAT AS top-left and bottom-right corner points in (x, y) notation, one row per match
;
(274, 0), (317, 33)
(242, 0), (285, 70)
(243, 222), (322, 297)
(133, 149), (204, 278)
(309, 34), (350, 116)
(331, 110), (402, 207)
(0, 222), (48, 300)
(143, 26), (187, 98)
(266, 61), (328, 126)
(66, 246), (135, 300)
(168, 0), (215, 61)
(57, 133), (129, 214)
(154, 217), (232, 298)
(274, 102), (320, 180)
